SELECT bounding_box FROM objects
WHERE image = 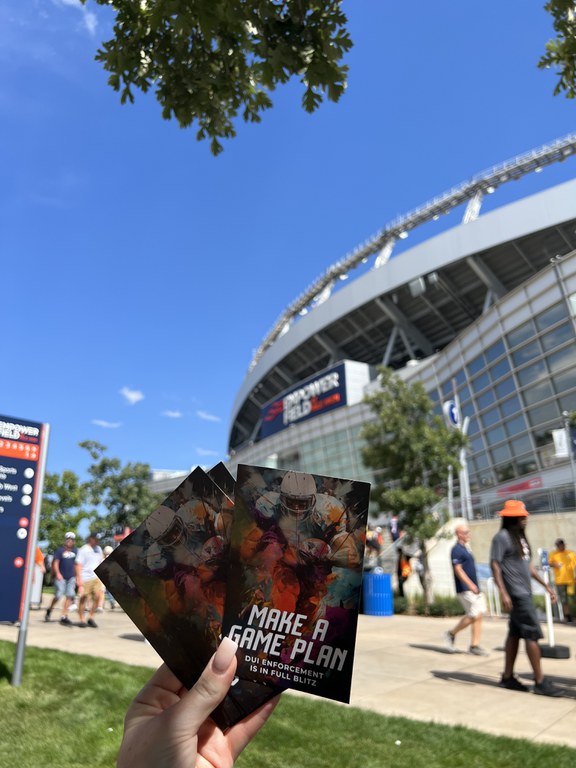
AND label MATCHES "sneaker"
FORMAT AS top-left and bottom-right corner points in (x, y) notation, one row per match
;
(44, 610), (51, 623)
(534, 678), (563, 697)
(87, 619), (98, 628)
(500, 675), (529, 692)
(69, 603), (78, 612)
(60, 616), (72, 626)
(77, 621), (88, 628)
(96, 607), (104, 613)
(469, 645), (489, 656)
(444, 631), (455, 652)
